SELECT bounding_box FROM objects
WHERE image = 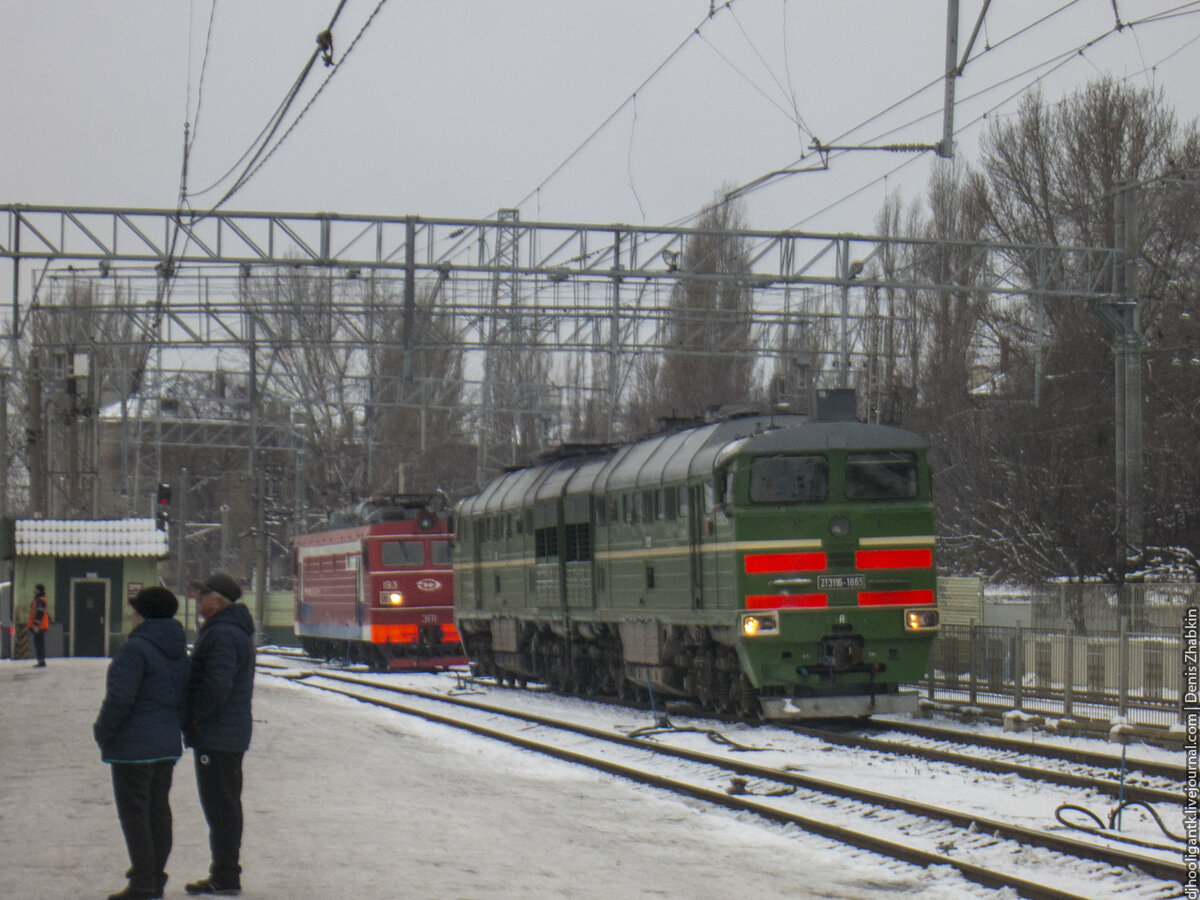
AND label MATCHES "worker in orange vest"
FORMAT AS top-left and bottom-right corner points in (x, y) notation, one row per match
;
(28, 584), (50, 667)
